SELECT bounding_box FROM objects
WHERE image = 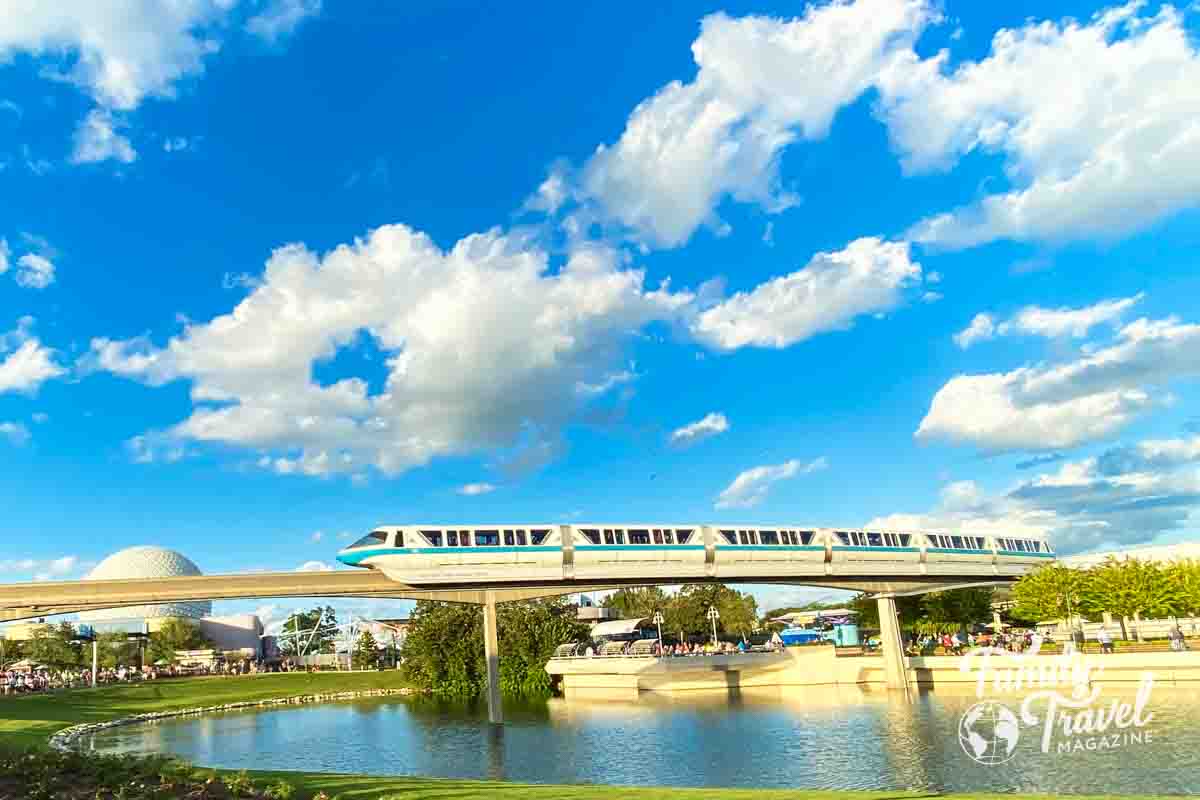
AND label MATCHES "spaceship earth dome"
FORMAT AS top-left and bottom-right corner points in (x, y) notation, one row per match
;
(78, 546), (211, 622)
